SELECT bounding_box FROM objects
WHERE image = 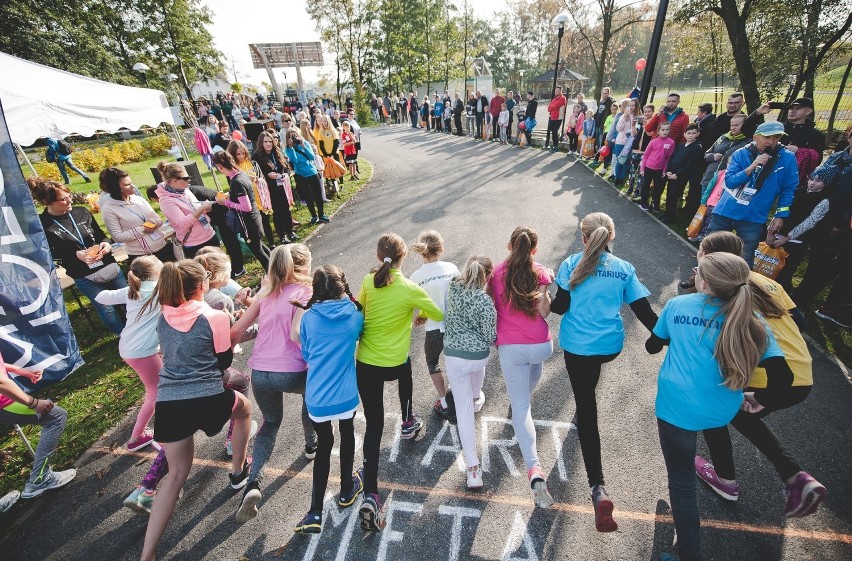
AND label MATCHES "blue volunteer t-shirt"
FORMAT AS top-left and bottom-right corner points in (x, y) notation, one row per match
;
(555, 251), (650, 355)
(653, 293), (783, 431)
